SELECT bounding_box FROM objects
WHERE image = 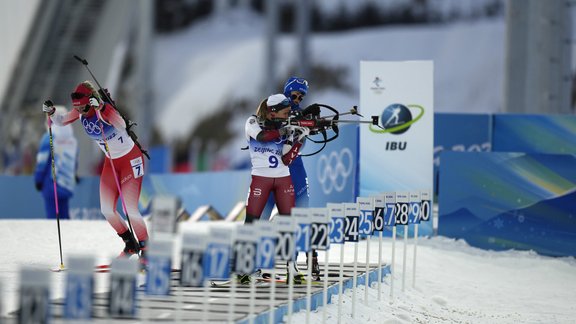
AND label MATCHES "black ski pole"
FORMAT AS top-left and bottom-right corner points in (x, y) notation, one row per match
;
(46, 109), (65, 270)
